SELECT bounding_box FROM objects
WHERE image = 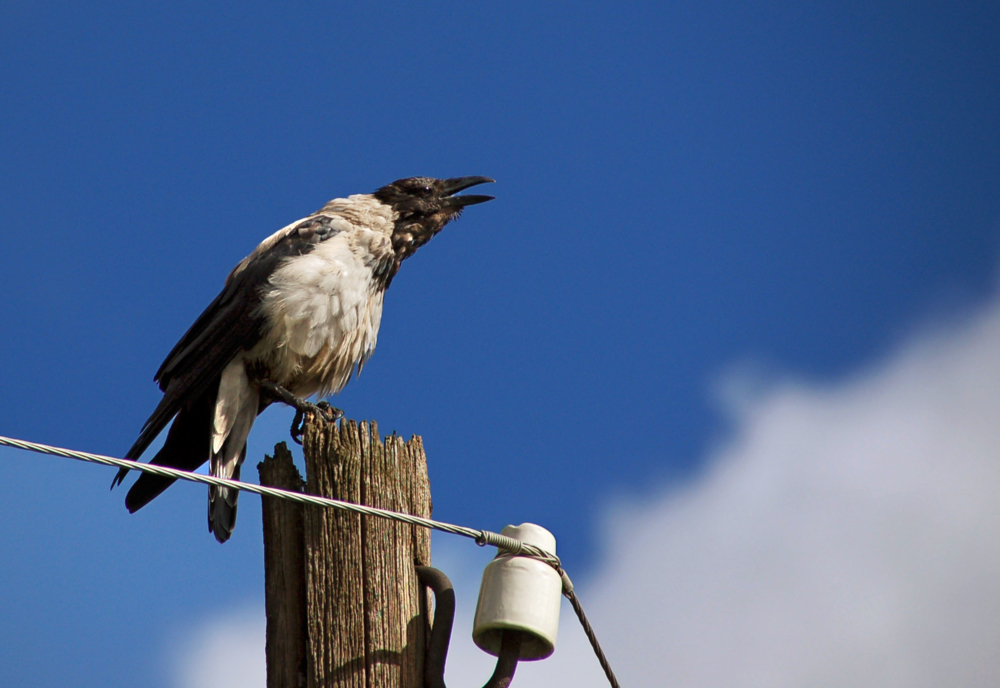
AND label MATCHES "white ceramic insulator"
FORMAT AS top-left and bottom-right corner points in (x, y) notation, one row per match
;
(472, 523), (562, 660)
